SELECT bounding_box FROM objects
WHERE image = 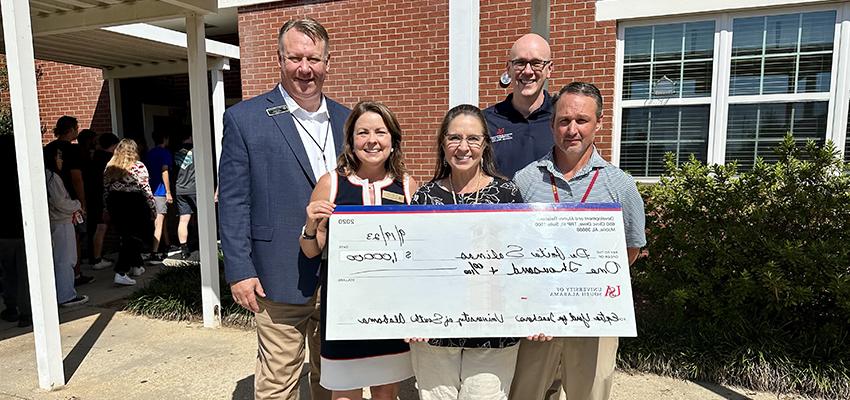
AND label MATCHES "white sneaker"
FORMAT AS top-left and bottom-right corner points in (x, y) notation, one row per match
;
(60, 295), (89, 307)
(114, 273), (136, 286)
(91, 259), (113, 270)
(130, 266), (146, 277)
